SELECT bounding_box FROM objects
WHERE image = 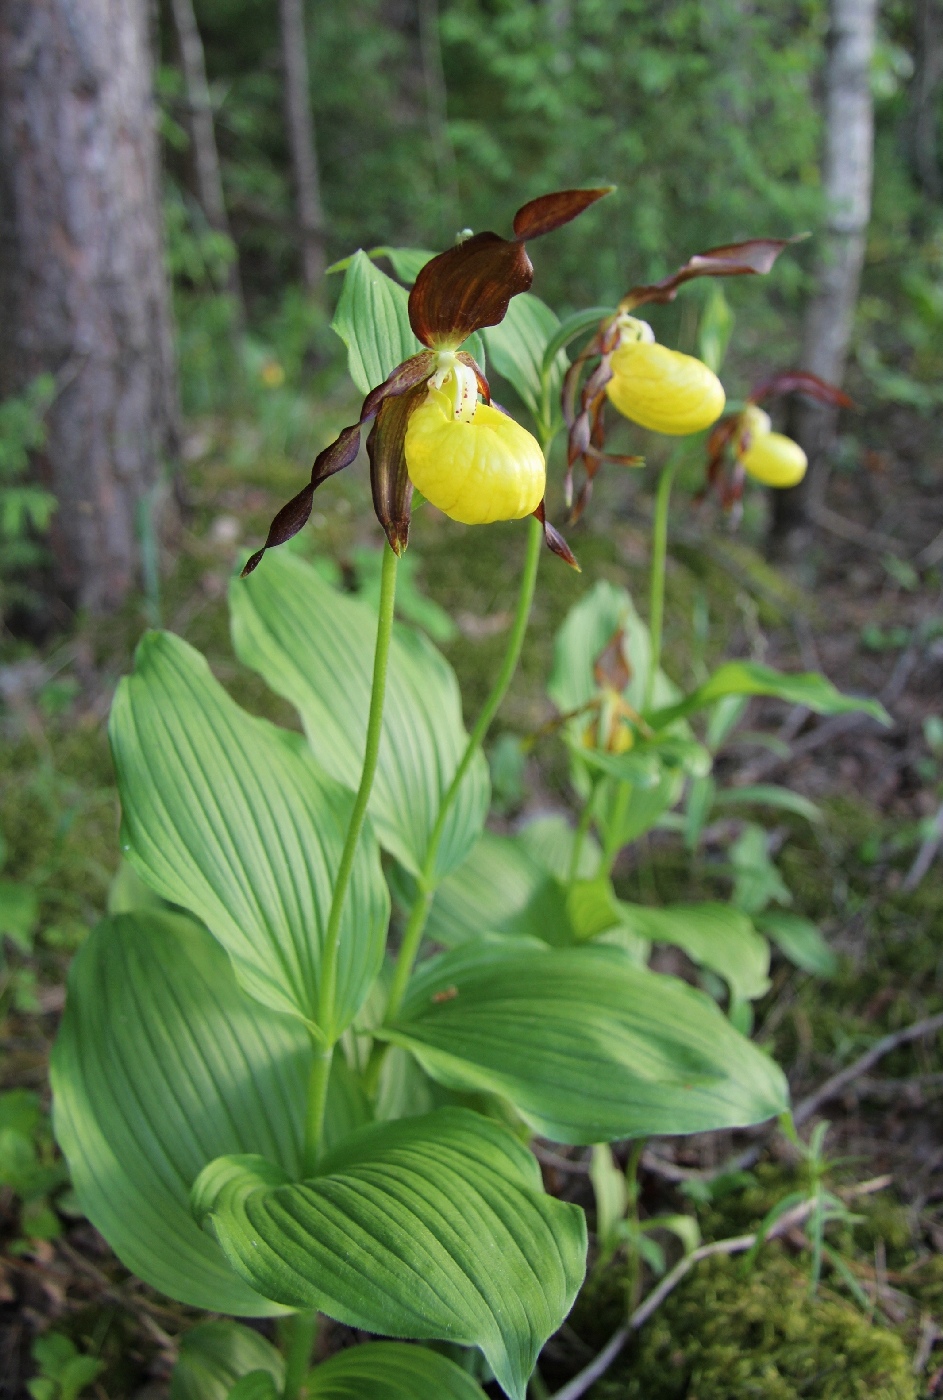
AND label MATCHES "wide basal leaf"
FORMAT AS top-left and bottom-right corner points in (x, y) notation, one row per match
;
(482, 292), (567, 420)
(169, 1321), (285, 1400)
(712, 783), (822, 825)
(616, 902), (771, 1002)
(309, 1342), (487, 1399)
(51, 912), (323, 1314)
(384, 941), (788, 1144)
(756, 910), (837, 976)
(231, 550), (489, 881)
(332, 252), (424, 395)
(423, 817), (600, 949)
(192, 1109), (586, 1400)
(649, 661), (890, 730)
(110, 631), (389, 1031)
